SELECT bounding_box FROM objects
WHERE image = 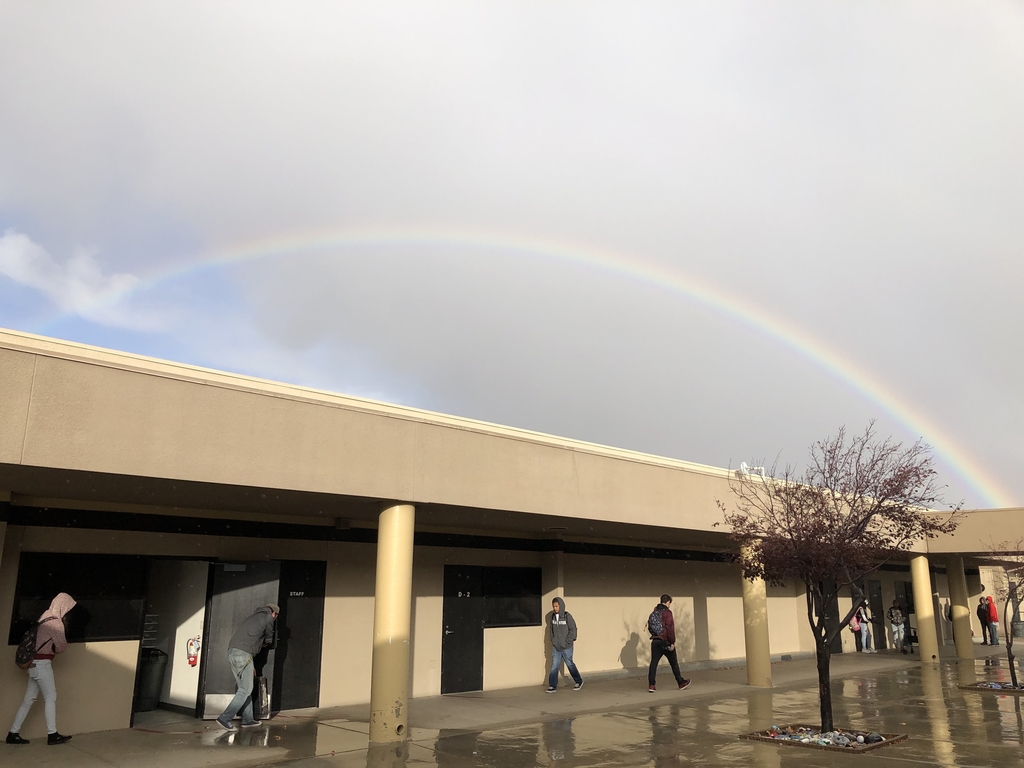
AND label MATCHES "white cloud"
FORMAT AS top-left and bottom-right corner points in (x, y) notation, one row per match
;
(0, 229), (161, 329)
